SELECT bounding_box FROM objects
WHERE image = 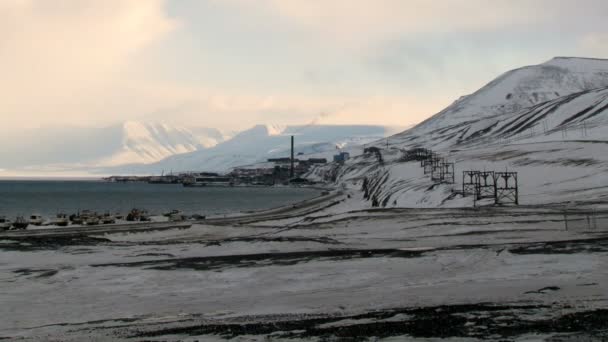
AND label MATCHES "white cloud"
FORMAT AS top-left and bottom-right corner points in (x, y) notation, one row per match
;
(2, 0), (606, 137)
(580, 33), (608, 56)
(240, 0), (552, 47)
(0, 0), (177, 129)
